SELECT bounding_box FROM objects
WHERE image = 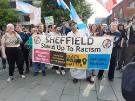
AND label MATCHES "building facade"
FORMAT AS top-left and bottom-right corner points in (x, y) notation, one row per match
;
(112, 0), (135, 23)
